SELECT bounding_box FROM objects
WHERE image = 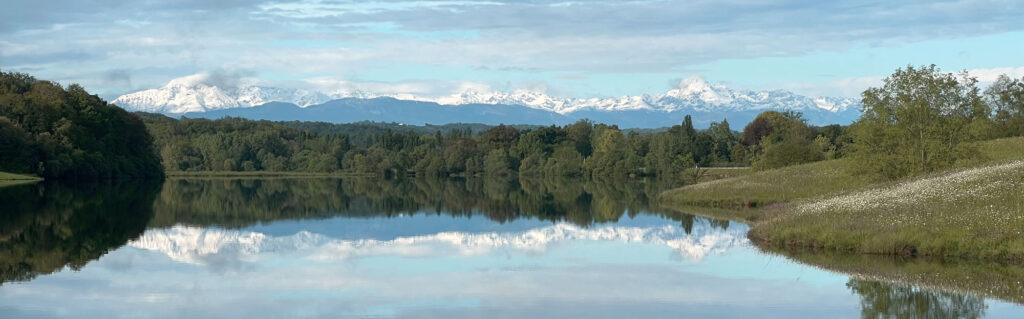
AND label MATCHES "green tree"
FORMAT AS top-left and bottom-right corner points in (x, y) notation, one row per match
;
(985, 74), (1024, 137)
(483, 149), (513, 177)
(744, 111), (822, 170)
(853, 65), (987, 179)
